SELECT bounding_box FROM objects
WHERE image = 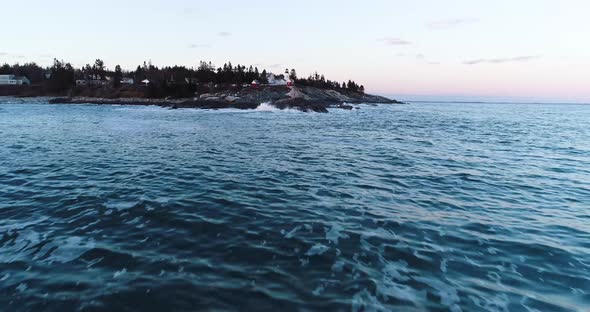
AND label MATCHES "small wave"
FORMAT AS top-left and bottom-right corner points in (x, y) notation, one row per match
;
(113, 268), (127, 278)
(1, 100), (590, 310)
(325, 225), (349, 245)
(305, 244), (330, 256)
(255, 102), (299, 112)
(255, 102), (280, 112)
